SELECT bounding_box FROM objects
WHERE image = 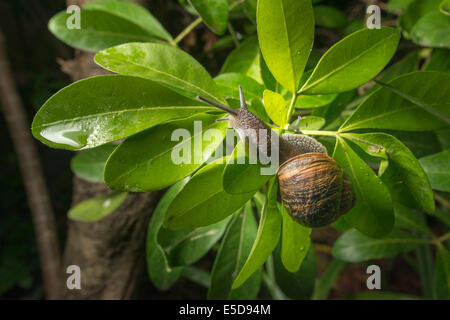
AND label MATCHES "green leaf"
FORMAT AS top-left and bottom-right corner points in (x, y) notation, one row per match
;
(300, 27), (400, 94)
(104, 114), (227, 192)
(95, 43), (226, 105)
(333, 229), (425, 262)
(181, 267), (211, 288)
(425, 48), (450, 71)
(311, 90), (357, 128)
(394, 203), (434, 236)
(70, 144), (116, 183)
(441, 0), (450, 16)
(273, 245), (316, 300)
(222, 141), (272, 195)
(146, 179), (188, 290)
(342, 132), (435, 214)
(295, 93), (338, 109)
(244, 0), (257, 23)
(83, 0), (172, 41)
(32, 75), (213, 150)
(311, 259), (346, 300)
(188, 0), (229, 35)
(48, 9), (163, 52)
(214, 73), (264, 101)
(208, 204), (262, 299)
(68, 191), (128, 222)
(164, 159), (256, 230)
(298, 116), (325, 131)
(257, 0), (314, 92)
(399, 0), (442, 34)
(220, 36), (262, 83)
(411, 11), (450, 48)
(158, 216), (230, 267)
(383, 130), (442, 159)
(280, 207), (311, 272)
(419, 150), (450, 192)
(233, 178), (282, 288)
(364, 51), (419, 97)
(434, 246), (450, 299)
(340, 71), (450, 132)
(260, 56), (277, 92)
(314, 5), (347, 29)
(386, 0), (415, 13)
(263, 90), (287, 127)
(333, 138), (394, 238)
